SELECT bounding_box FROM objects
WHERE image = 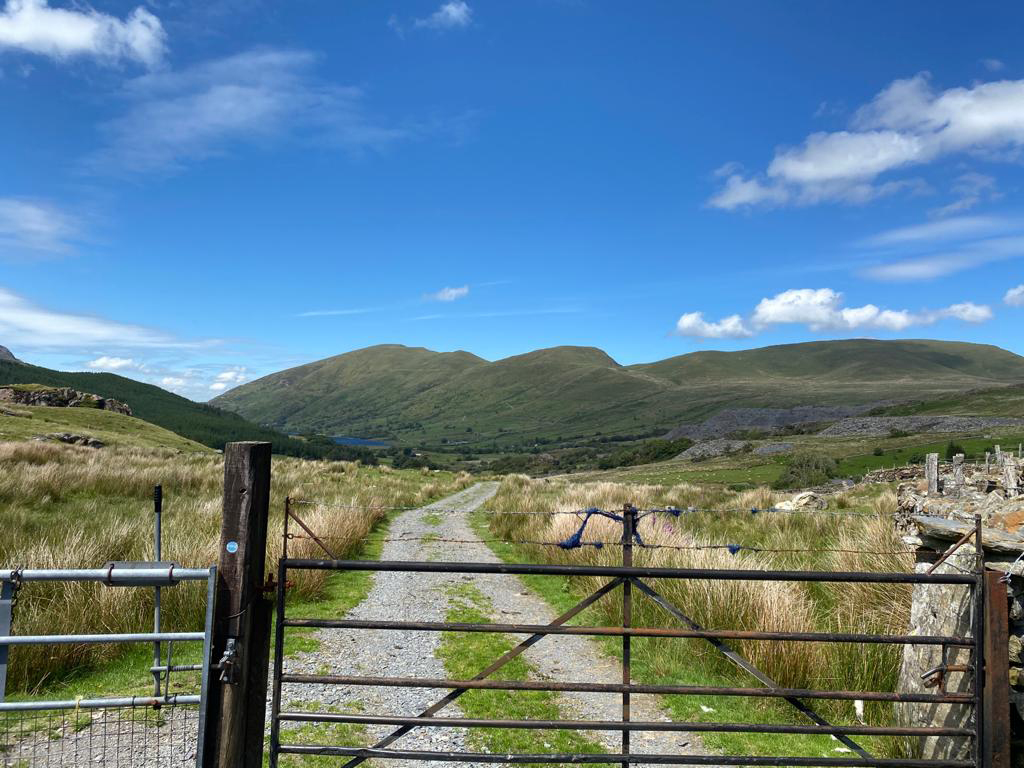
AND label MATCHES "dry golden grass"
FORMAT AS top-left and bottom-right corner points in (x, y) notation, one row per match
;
(0, 441), (472, 691)
(484, 475), (913, 725)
